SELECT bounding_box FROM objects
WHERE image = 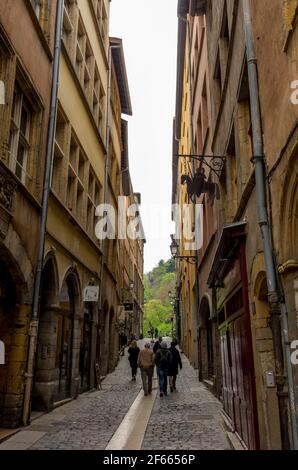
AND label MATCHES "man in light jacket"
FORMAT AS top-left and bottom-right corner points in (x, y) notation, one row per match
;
(138, 343), (154, 396)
